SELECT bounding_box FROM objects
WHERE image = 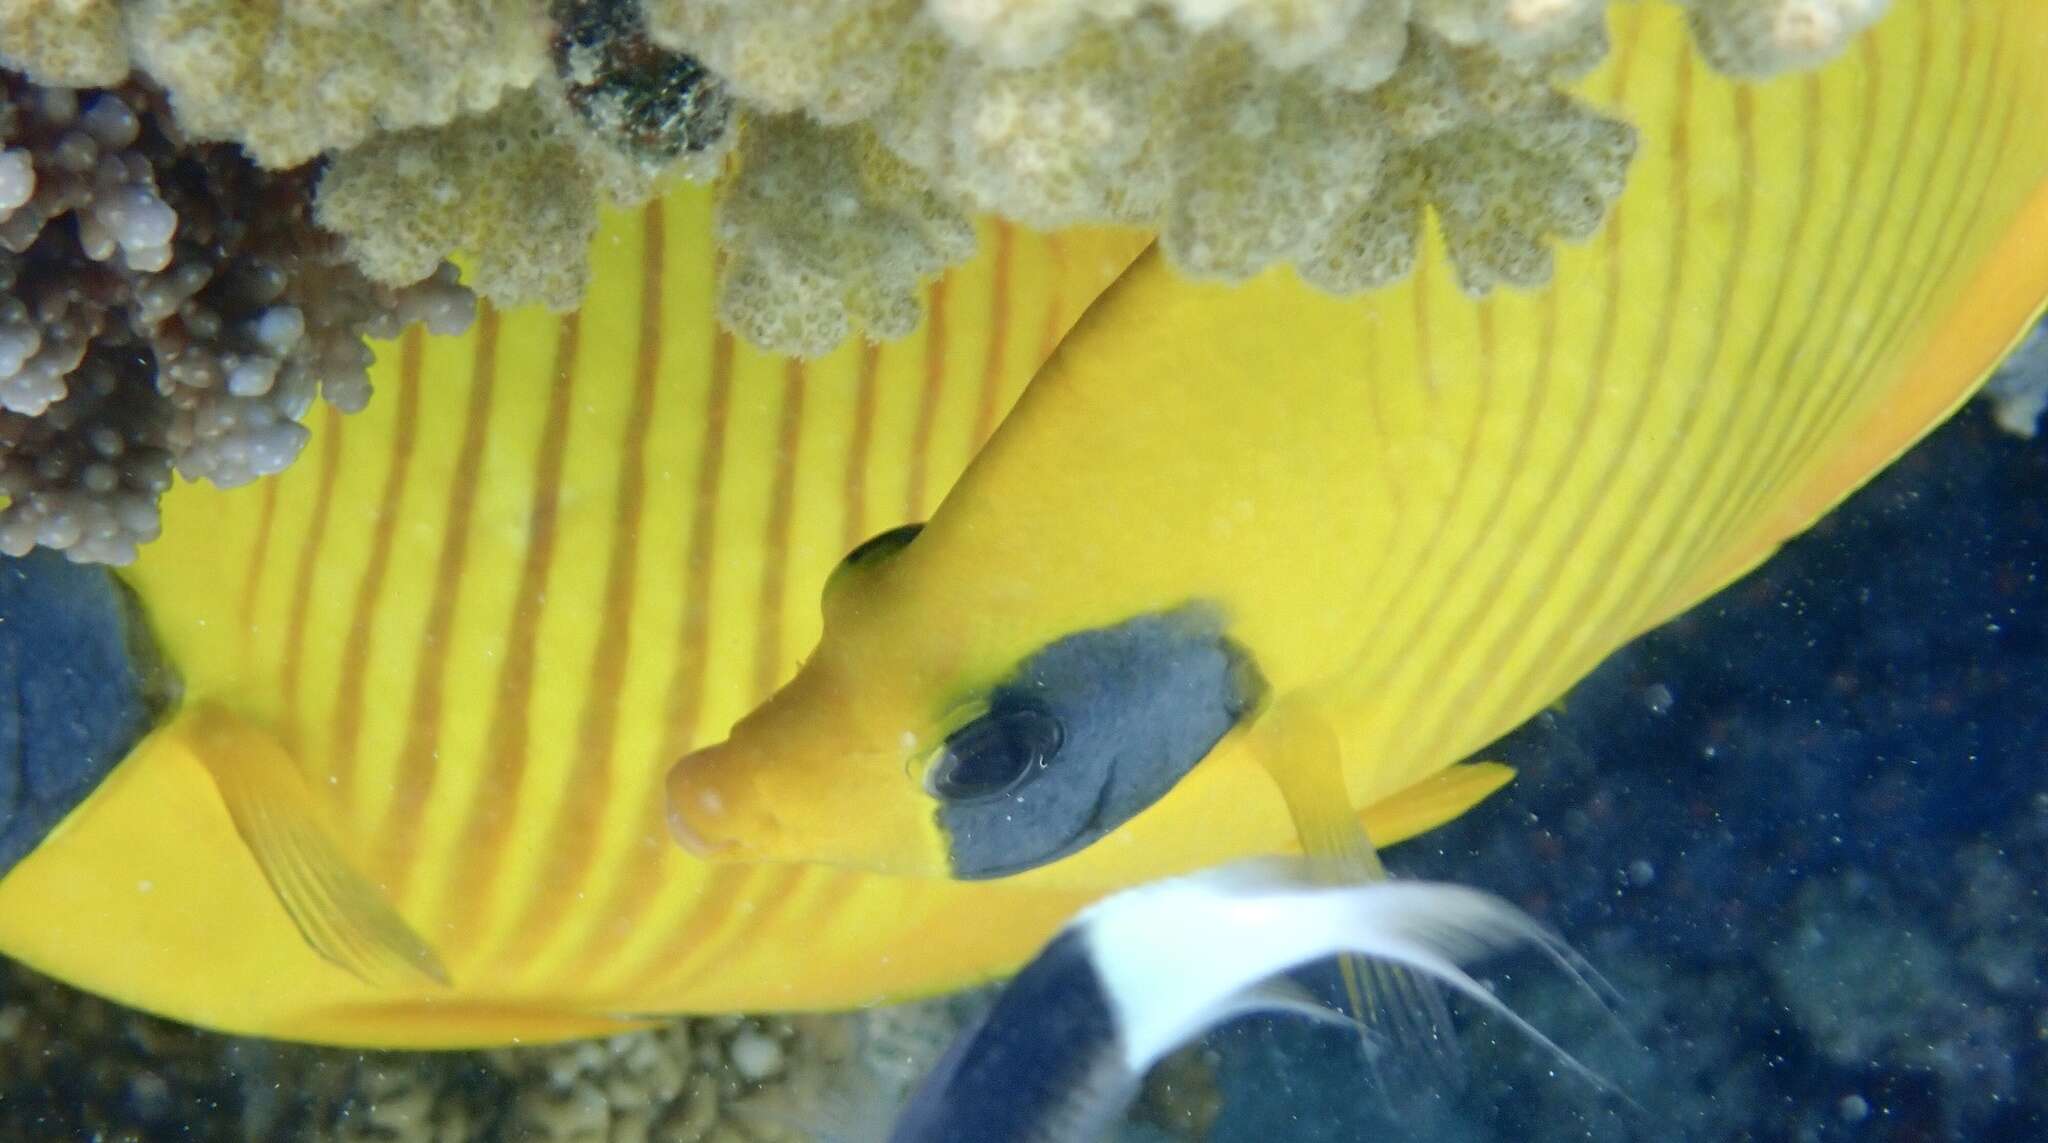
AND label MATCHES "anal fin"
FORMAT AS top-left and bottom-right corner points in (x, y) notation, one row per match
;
(1255, 697), (1463, 1090)
(174, 703), (450, 989)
